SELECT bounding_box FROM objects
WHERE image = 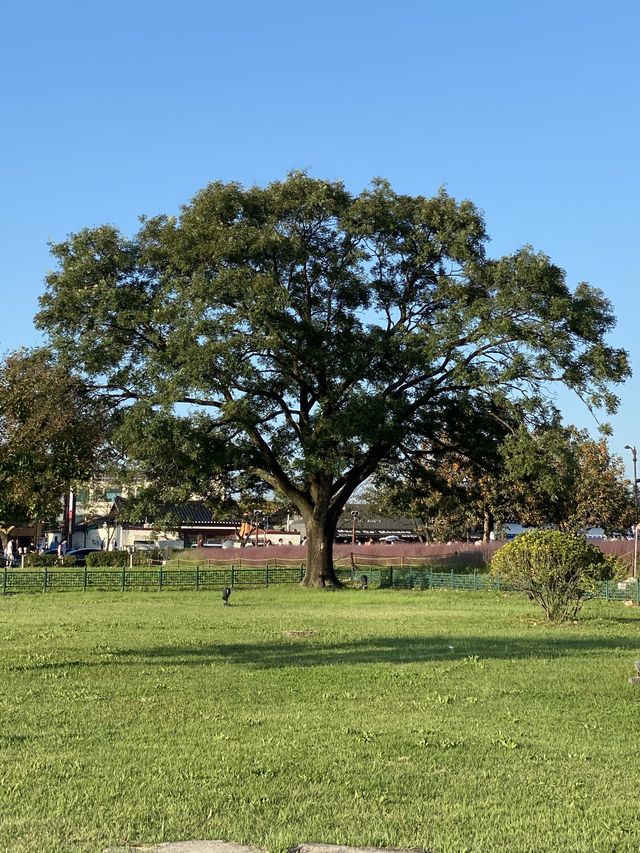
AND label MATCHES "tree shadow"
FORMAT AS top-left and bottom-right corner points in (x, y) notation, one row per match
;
(112, 632), (640, 669)
(0, 735), (31, 746)
(8, 658), (87, 673)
